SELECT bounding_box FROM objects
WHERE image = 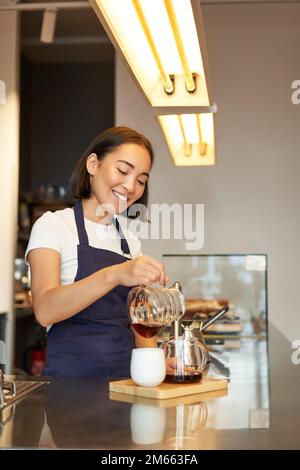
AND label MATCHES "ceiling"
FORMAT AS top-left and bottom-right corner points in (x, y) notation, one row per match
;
(19, 0), (298, 63)
(21, 0), (114, 63)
